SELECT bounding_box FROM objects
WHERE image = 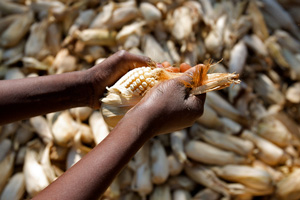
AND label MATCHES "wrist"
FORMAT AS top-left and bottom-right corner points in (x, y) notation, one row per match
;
(84, 67), (105, 109)
(120, 104), (157, 139)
